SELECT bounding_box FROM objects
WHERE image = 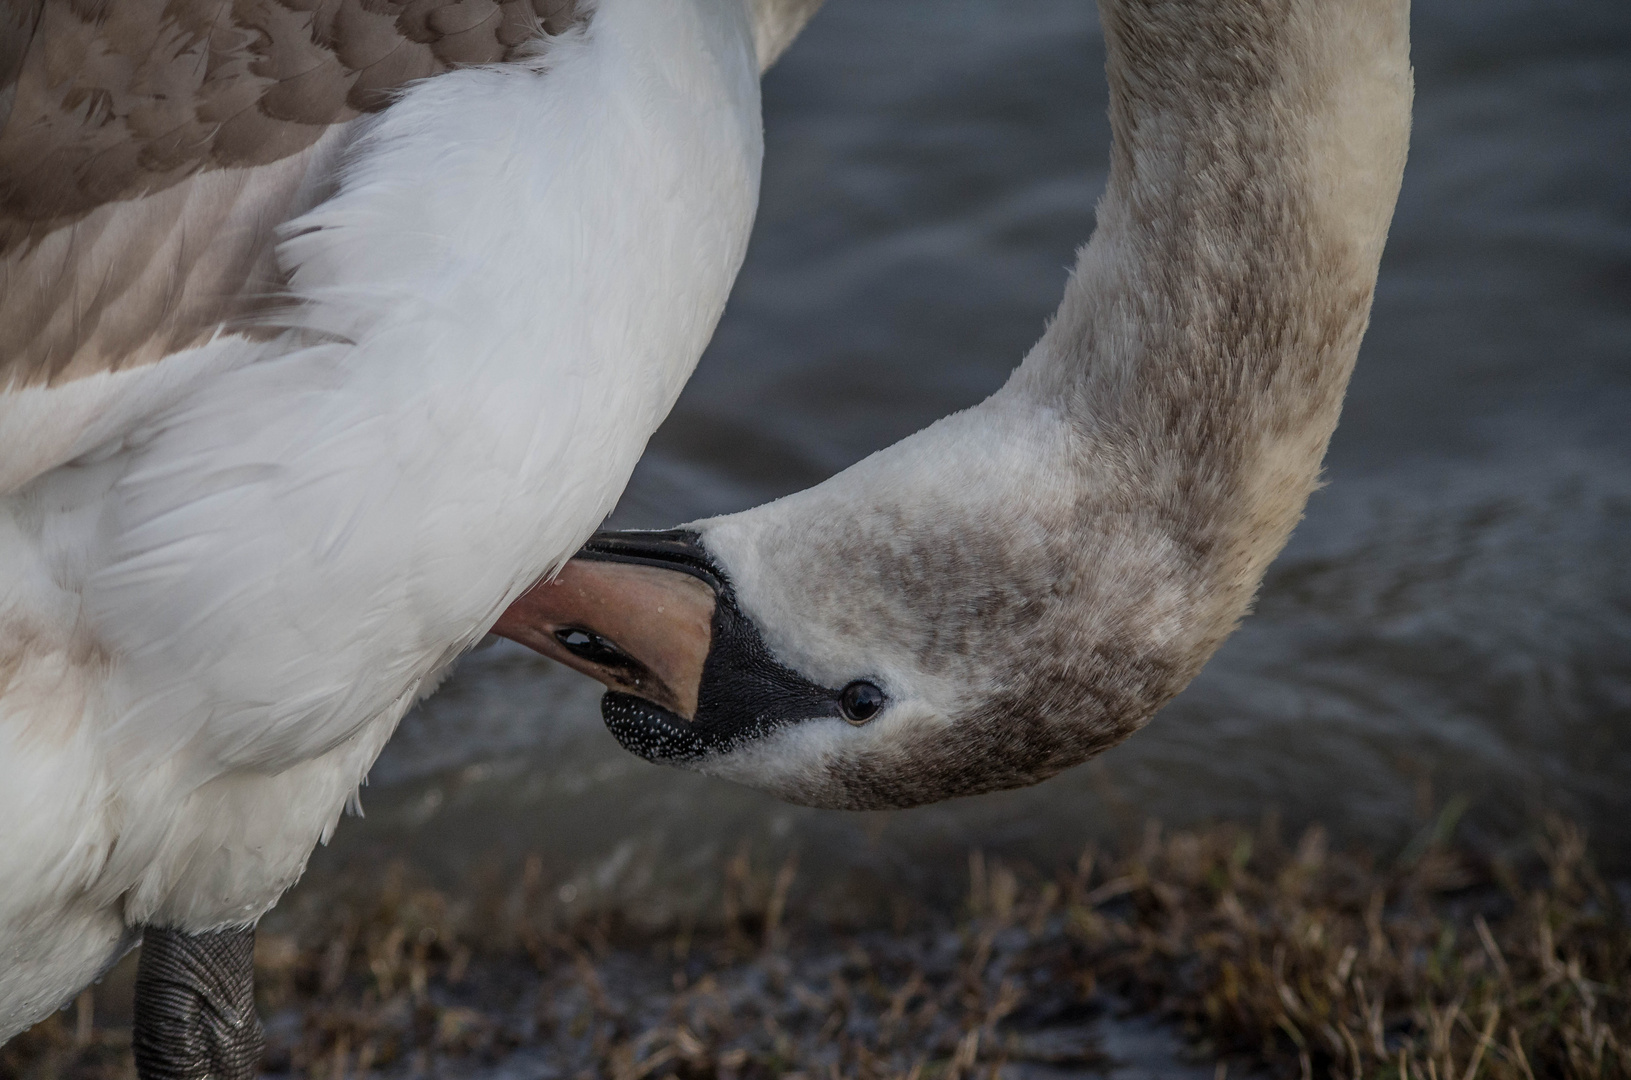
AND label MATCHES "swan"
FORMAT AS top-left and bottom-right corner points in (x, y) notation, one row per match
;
(0, 0), (825, 1061)
(499, 0), (1413, 814)
(0, 0), (1412, 1070)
